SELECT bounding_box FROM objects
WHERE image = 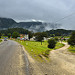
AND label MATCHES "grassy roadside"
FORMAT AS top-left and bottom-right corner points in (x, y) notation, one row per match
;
(1, 36), (8, 39)
(16, 40), (64, 61)
(0, 39), (2, 42)
(68, 46), (75, 53)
